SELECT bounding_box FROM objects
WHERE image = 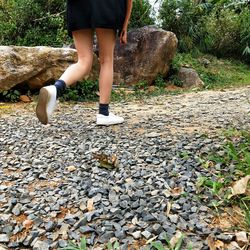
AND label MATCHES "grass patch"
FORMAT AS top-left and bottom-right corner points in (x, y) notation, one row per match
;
(171, 52), (250, 89)
(61, 233), (192, 250)
(197, 128), (250, 231)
